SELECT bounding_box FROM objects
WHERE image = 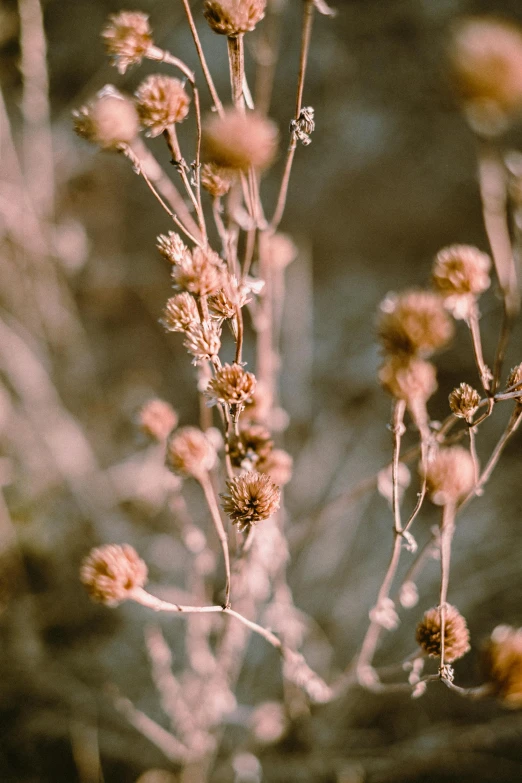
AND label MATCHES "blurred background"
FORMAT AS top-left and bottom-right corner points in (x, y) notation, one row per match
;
(1, 0), (522, 781)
